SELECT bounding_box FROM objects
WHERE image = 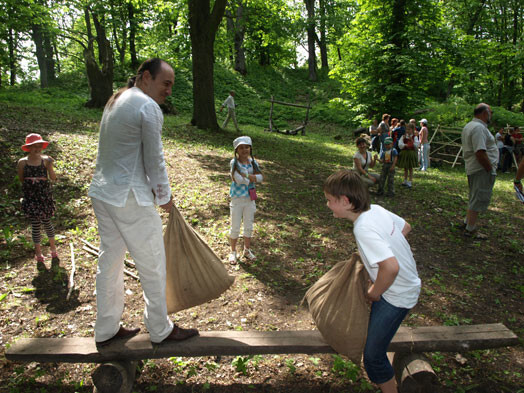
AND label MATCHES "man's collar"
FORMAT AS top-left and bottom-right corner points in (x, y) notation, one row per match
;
(473, 117), (487, 127)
